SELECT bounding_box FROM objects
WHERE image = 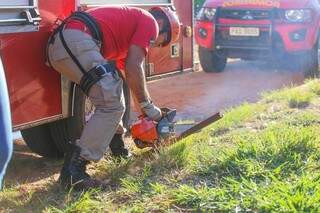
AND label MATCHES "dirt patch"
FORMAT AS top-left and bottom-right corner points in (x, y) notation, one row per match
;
(5, 139), (61, 187)
(148, 60), (304, 124)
